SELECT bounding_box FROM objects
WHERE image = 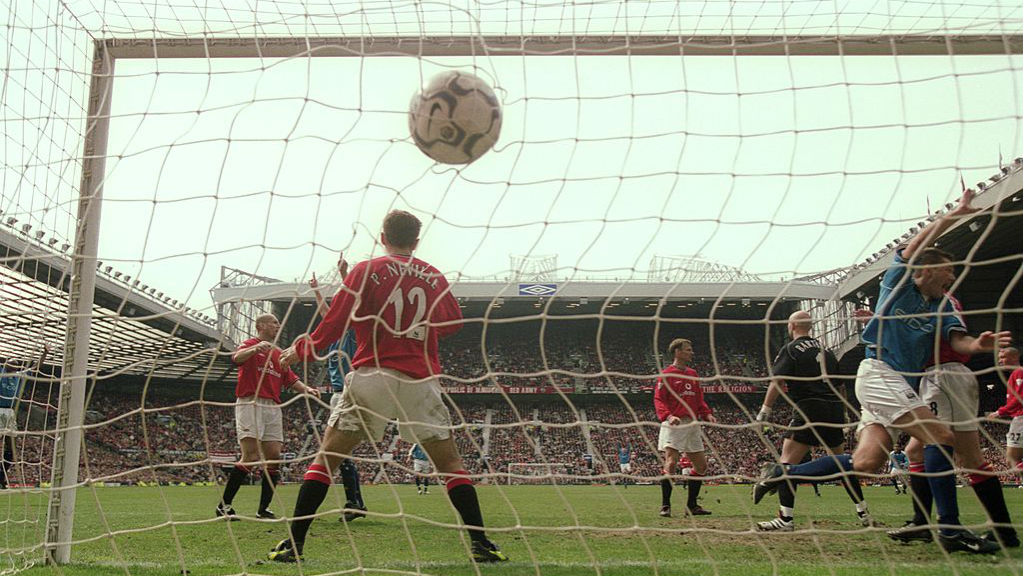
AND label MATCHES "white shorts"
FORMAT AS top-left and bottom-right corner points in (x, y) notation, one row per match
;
(413, 459), (431, 474)
(919, 363), (979, 432)
(657, 420), (704, 453)
(327, 367), (452, 444)
(1008, 416), (1023, 448)
(235, 396), (283, 442)
(855, 359), (928, 437)
(328, 372), (353, 412)
(0, 408), (14, 435)
(619, 463), (632, 474)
